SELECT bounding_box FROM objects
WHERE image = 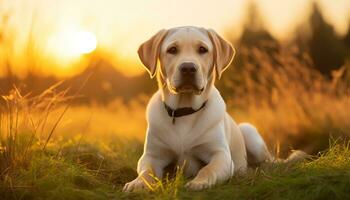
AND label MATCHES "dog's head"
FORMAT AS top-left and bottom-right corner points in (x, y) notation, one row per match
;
(138, 26), (235, 94)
